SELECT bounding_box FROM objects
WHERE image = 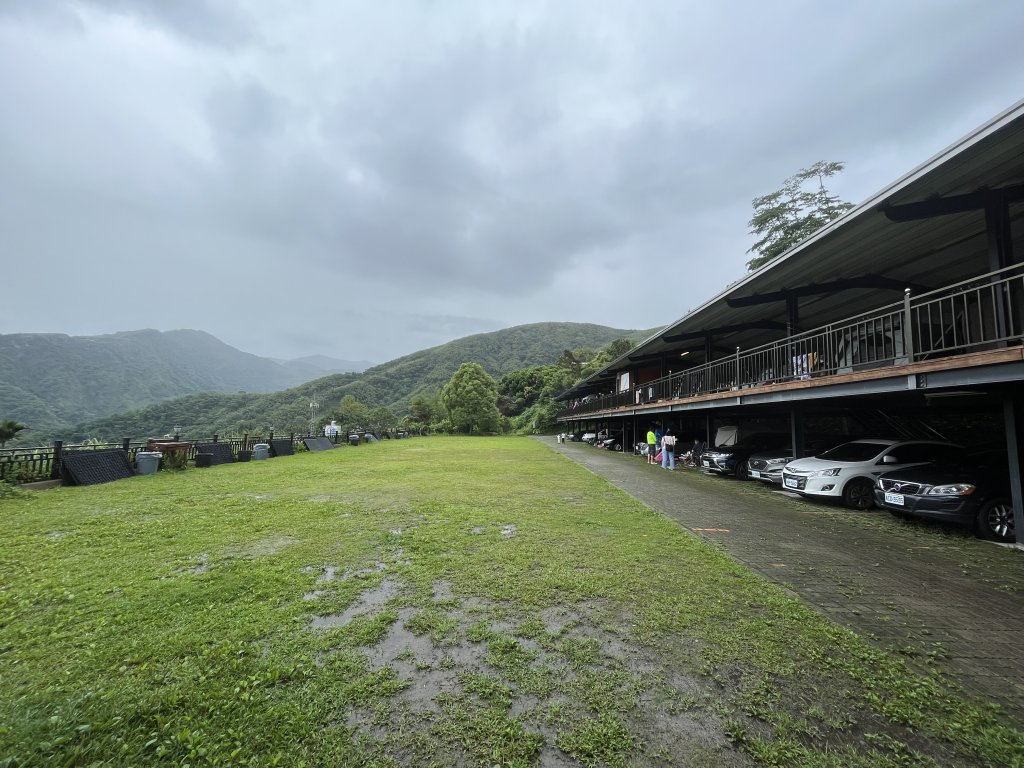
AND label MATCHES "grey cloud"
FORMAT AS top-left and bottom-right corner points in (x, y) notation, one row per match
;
(3, 1), (1024, 363)
(87, 0), (250, 46)
(0, 0), (251, 46)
